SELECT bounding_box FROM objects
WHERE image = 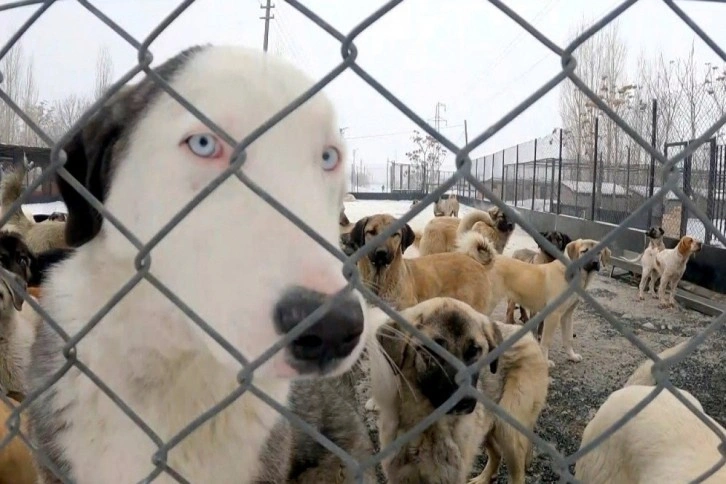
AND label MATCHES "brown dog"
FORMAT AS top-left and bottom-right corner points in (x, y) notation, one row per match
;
(506, 230), (573, 326)
(487, 238), (611, 368)
(348, 214), (497, 313)
(369, 297), (549, 484)
(0, 398), (37, 484)
(419, 207), (515, 256)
